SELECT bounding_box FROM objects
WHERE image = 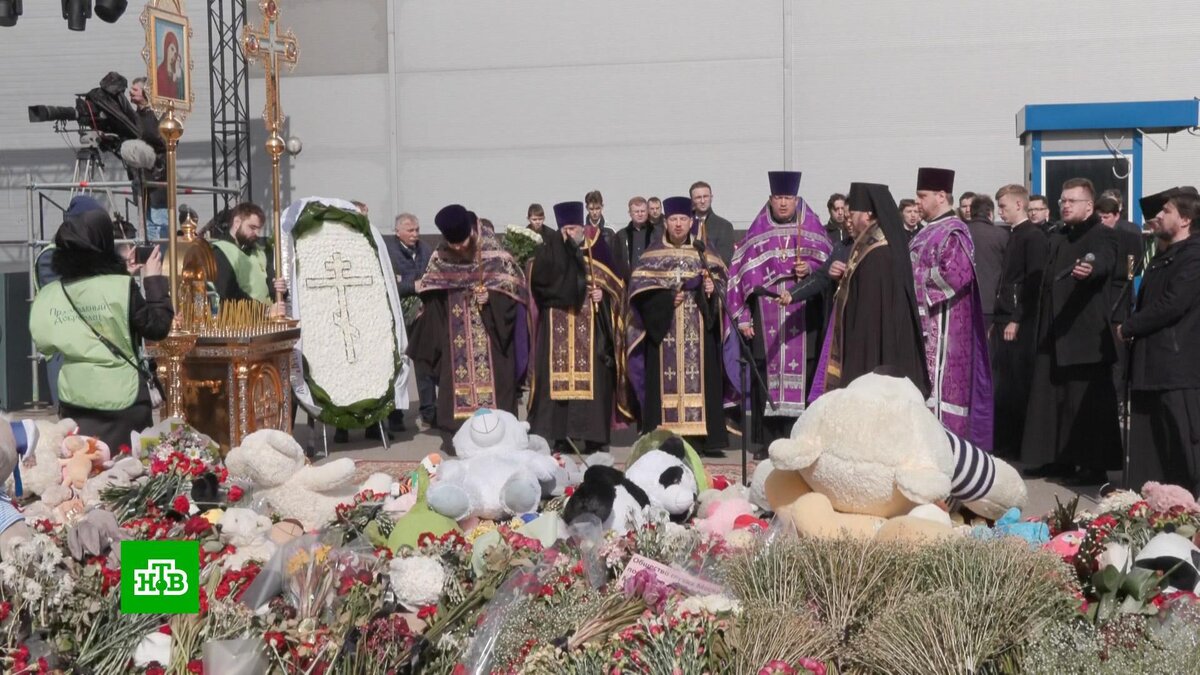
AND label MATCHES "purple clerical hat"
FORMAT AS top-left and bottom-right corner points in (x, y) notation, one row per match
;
(553, 201), (584, 229)
(662, 196), (692, 218)
(434, 204), (474, 244)
(768, 171), (802, 196)
(916, 167), (955, 193)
